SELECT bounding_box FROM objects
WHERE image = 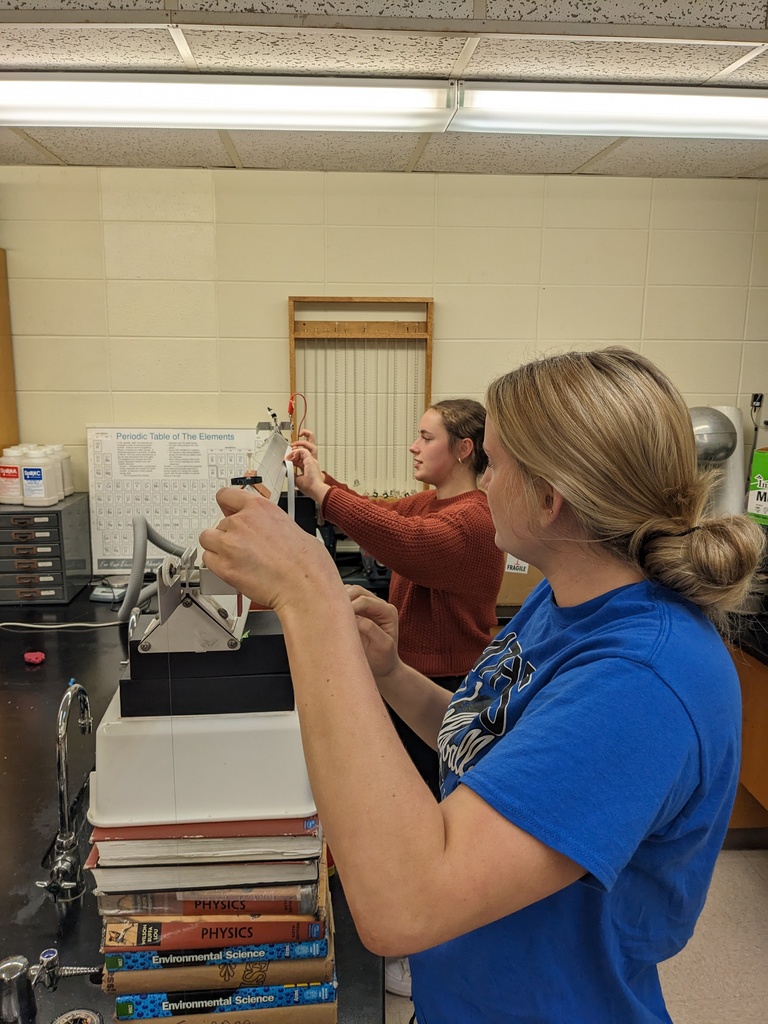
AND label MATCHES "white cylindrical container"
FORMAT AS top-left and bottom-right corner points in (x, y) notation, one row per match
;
(51, 443), (74, 496)
(0, 446), (23, 504)
(20, 448), (58, 507)
(42, 446), (65, 500)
